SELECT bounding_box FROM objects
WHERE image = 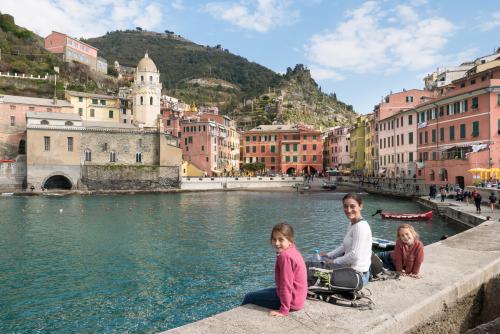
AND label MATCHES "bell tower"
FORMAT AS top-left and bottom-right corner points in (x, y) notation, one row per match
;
(132, 52), (162, 127)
